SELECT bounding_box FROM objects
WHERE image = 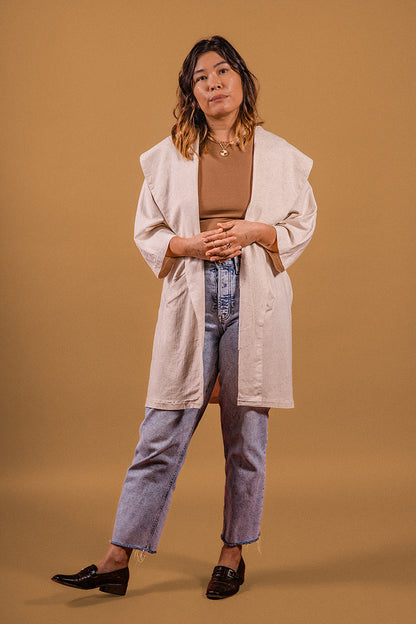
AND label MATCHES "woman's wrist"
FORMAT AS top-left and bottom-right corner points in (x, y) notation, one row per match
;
(167, 236), (187, 257)
(255, 223), (278, 252)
